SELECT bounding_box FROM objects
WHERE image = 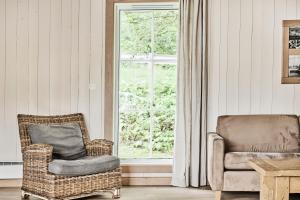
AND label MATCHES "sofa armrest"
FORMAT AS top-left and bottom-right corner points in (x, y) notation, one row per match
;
(207, 132), (224, 191)
(86, 139), (113, 156)
(23, 144), (53, 176)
